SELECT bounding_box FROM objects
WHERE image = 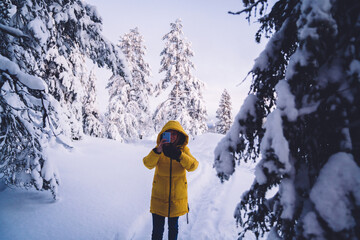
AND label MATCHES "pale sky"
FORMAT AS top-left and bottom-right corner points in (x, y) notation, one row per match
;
(85, 0), (269, 121)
